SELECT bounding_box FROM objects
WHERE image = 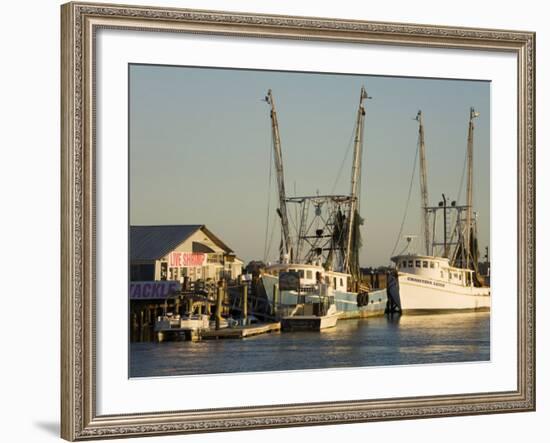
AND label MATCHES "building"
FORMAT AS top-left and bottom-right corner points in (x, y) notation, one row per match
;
(130, 225), (243, 284)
